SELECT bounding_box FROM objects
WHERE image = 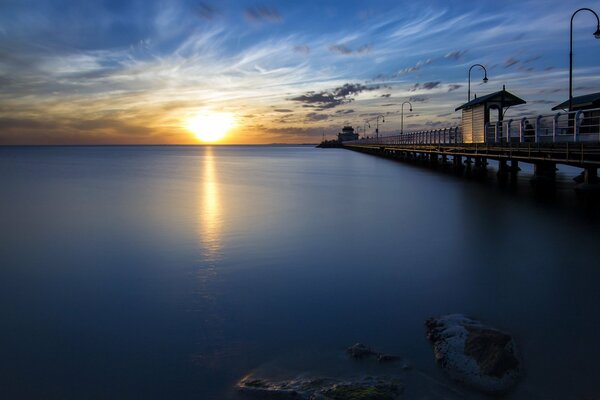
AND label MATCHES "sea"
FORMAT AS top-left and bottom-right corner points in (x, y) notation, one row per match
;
(1, 145), (599, 399)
